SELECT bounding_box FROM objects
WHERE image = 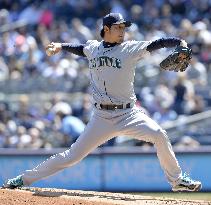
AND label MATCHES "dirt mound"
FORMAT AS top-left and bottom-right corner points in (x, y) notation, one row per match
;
(0, 188), (209, 205)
